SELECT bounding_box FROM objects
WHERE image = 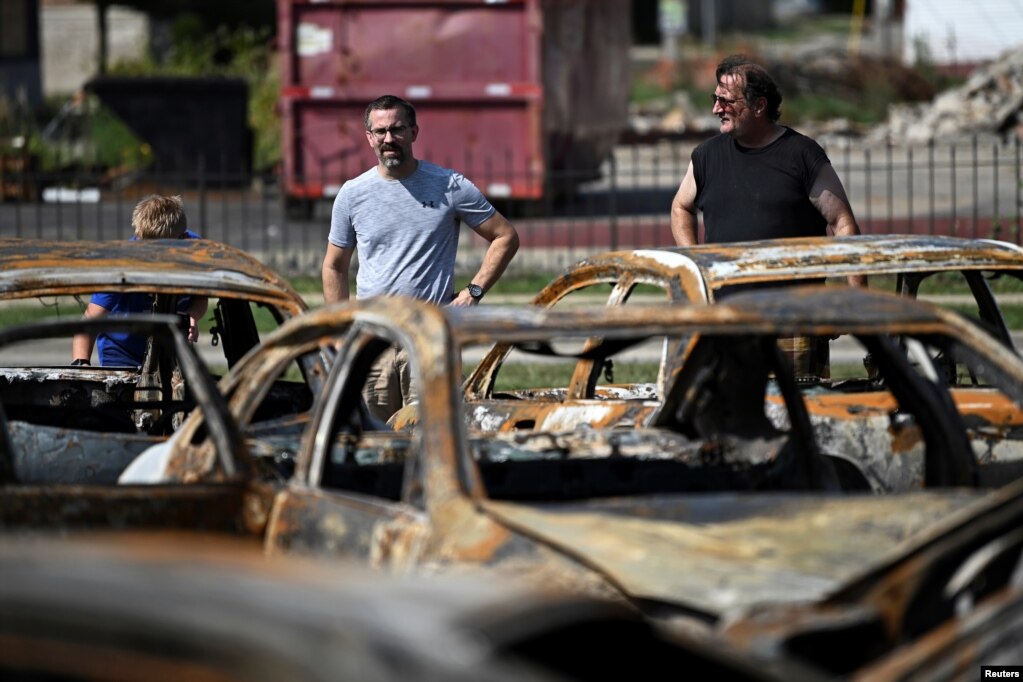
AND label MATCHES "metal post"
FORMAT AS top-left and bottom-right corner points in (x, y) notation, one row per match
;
(972, 135), (979, 237)
(197, 155), (207, 234)
(929, 140), (935, 235)
(700, 0), (715, 48)
(950, 143), (957, 237)
(886, 141), (893, 229)
(609, 153), (618, 251)
(993, 142), (1000, 240)
(864, 147), (872, 231)
(1016, 136), (1021, 243)
(907, 146), (913, 232)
